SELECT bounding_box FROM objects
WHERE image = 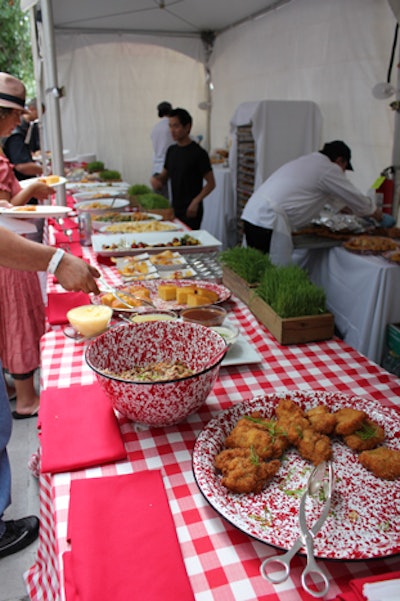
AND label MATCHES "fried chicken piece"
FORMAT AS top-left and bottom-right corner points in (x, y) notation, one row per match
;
(274, 400), (332, 465)
(296, 428), (332, 465)
(275, 399), (309, 445)
(334, 407), (367, 436)
(359, 447), (400, 480)
(279, 417), (310, 446)
(214, 448), (281, 494)
(306, 405), (337, 435)
(275, 398), (305, 421)
(343, 418), (385, 452)
(225, 412), (289, 460)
